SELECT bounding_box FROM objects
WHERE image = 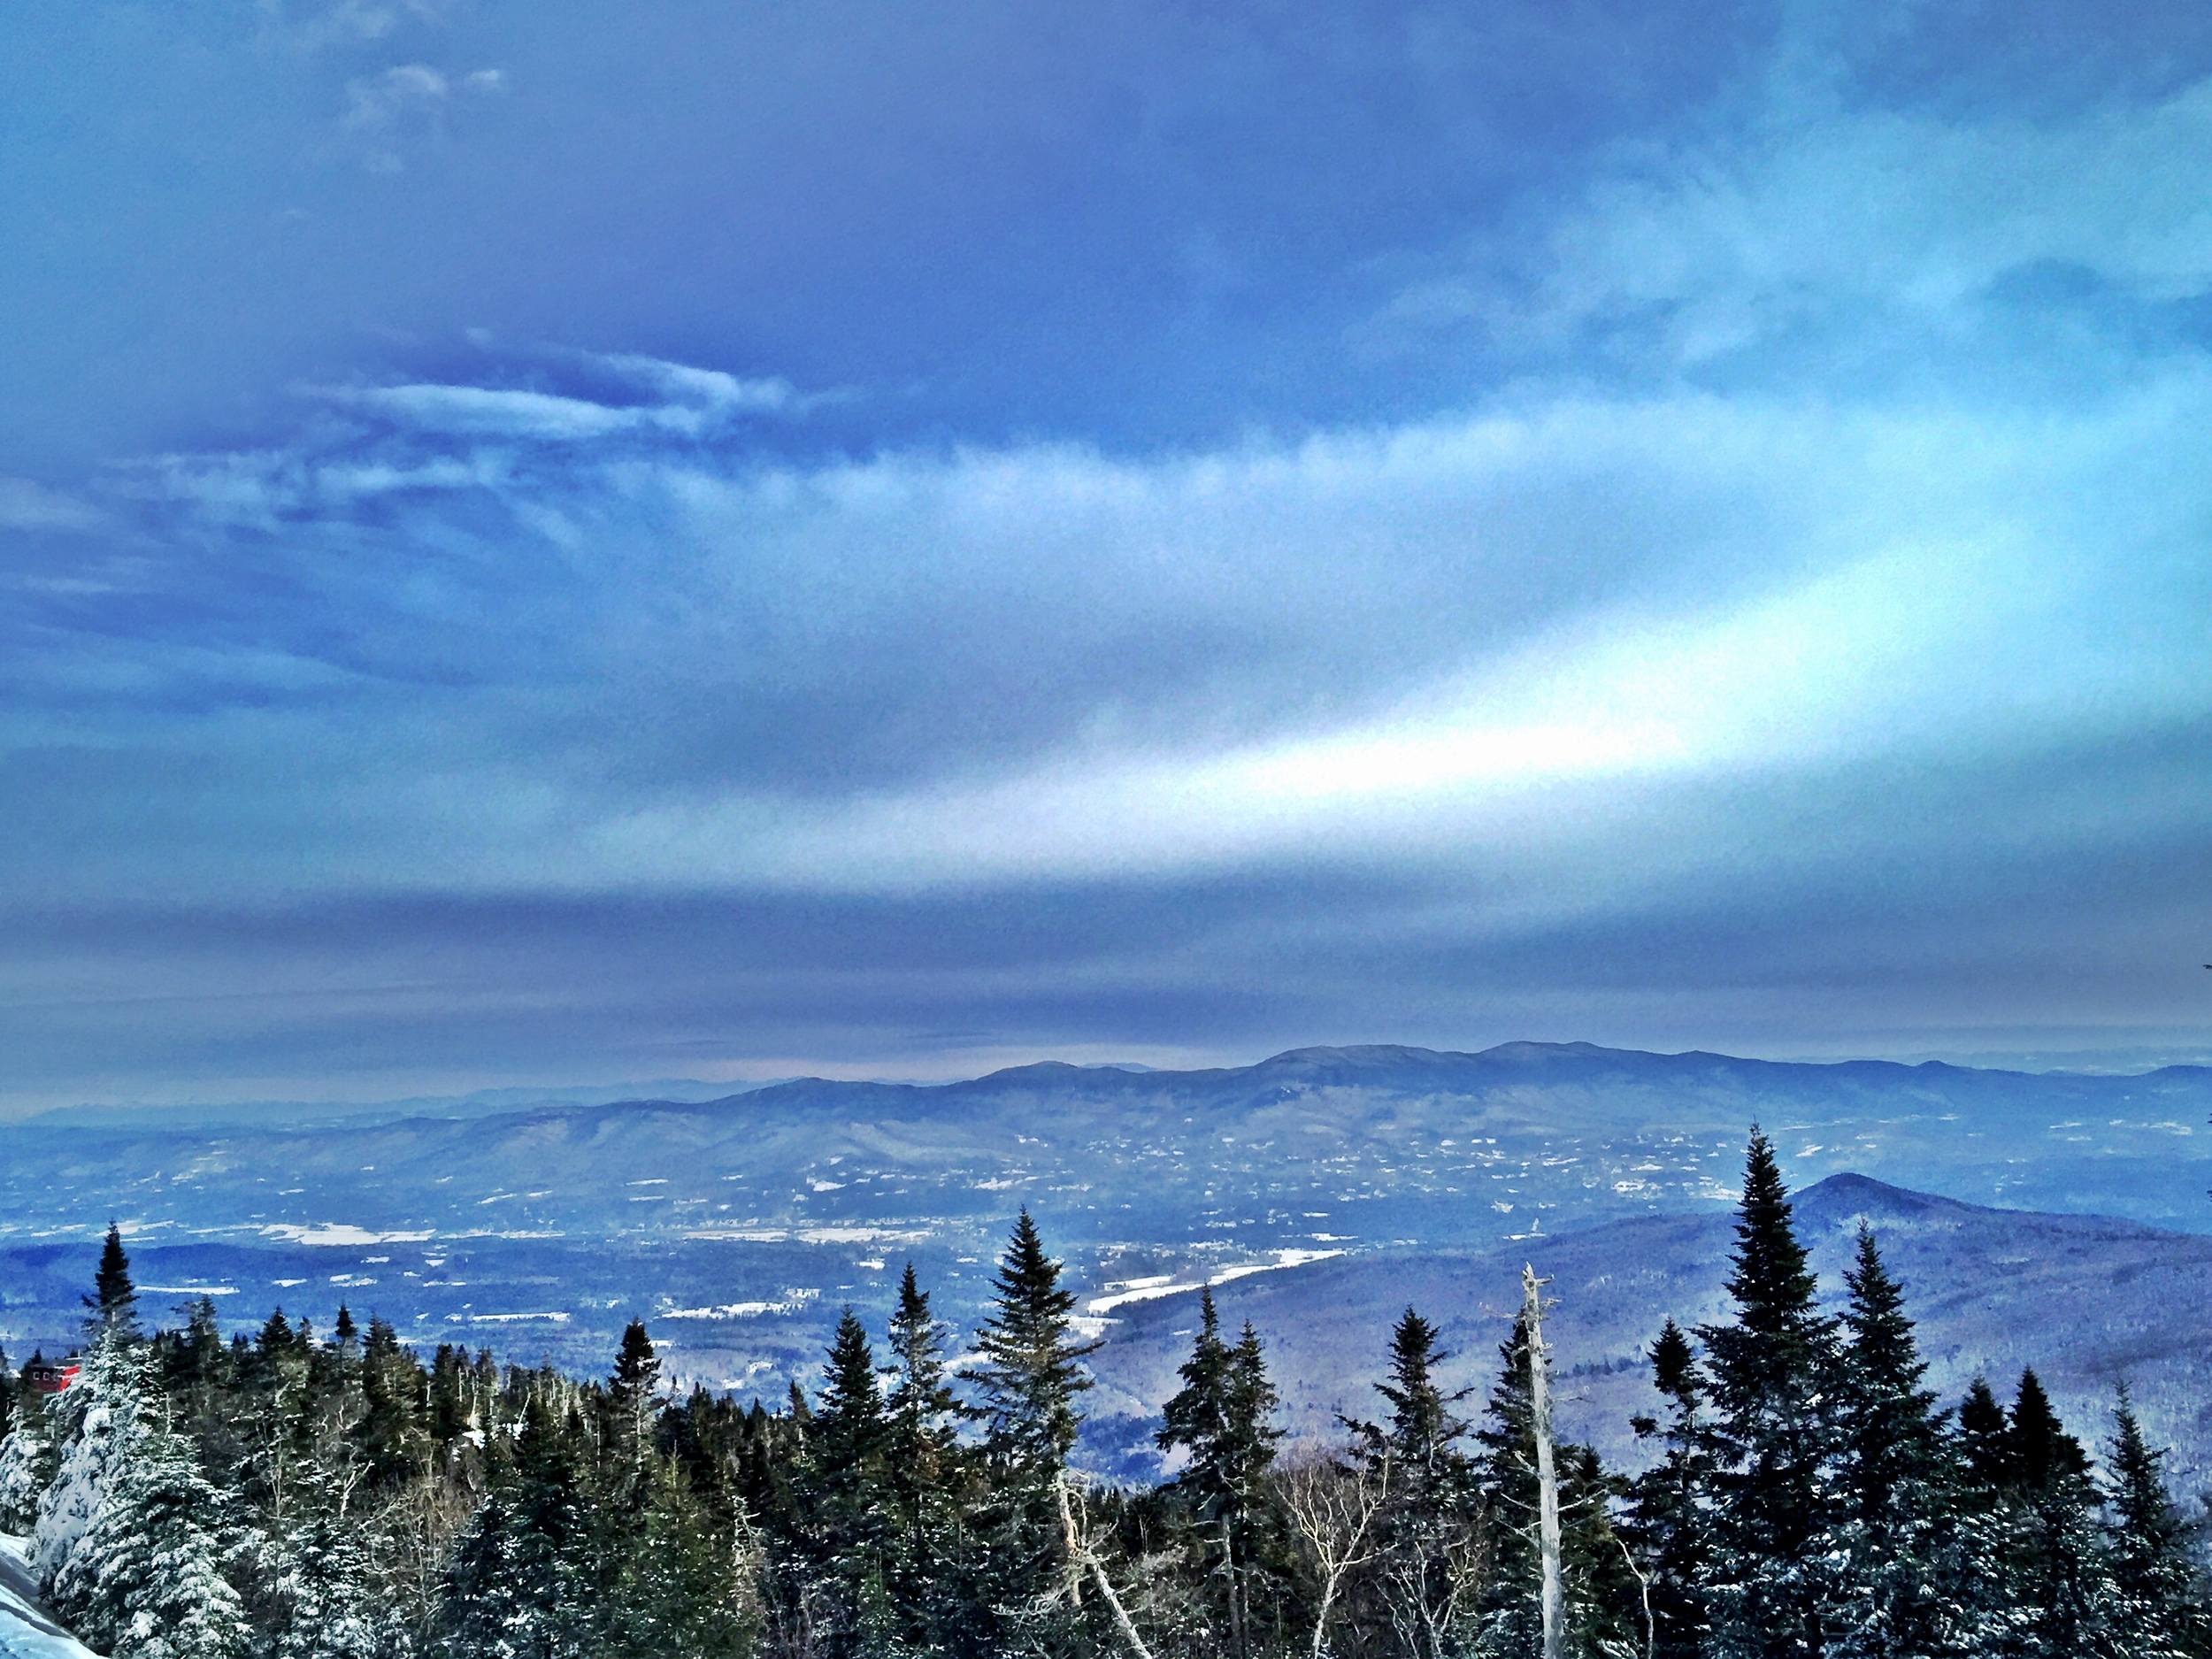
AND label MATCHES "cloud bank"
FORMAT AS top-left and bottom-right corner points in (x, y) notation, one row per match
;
(3, 1), (2210, 1100)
